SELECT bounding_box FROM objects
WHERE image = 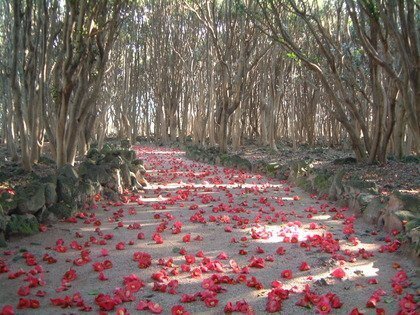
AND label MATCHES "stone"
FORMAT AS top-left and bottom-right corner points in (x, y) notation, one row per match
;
(35, 206), (53, 223)
(58, 164), (79, 181)
(102, 187), (119, 201)
(392, 191), (420, 213)
(351, 193), (376, 216)
(344, 180), (378, 195)
(120, 139), (131, 149)
(6, 214), (39, 236)
(107, 168), (123, 194)
(44, 182), (58, 205)
(137, 172), (149, 187)
(251, 160), (267, 173)
(289, 159), (313, 181)
(295, 176), (312, 192)
(39, 175), (58, 206)
(119, 149), (136, 162)
(76, 180), (102, 206)
(0, 205), (8, 247)
(405, 218), (420, 234)
(378, 211), (403, 232)
(328, 170), (345, 200)
(120, 163), (131, 189)
(275, 165), (290, 180)
(235, 157), (252, 172)
(79, 163), (112, 185)
(86, 148), (101, 160)
(0, 191), (18, 215)
(48, 202), (76, 219)
(377, 191), (420, 234)
(407, 226), (420, 257)
(0, 232), (6, 247)
(363, 197), (385, 225)
(312, 171), (333, 195)
(16, 183), (46, 214)
(57, 164), (79, 204)
(57, 176), (77, 204)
